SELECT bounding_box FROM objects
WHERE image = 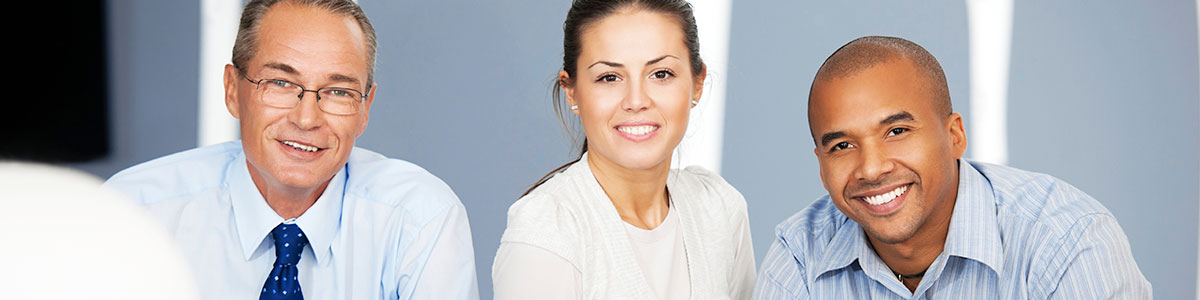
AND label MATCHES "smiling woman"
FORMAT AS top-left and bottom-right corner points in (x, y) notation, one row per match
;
(493, 1), (755, 299)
